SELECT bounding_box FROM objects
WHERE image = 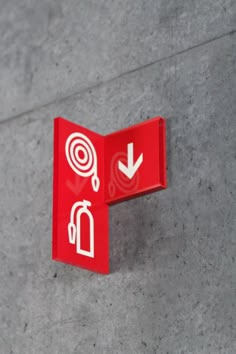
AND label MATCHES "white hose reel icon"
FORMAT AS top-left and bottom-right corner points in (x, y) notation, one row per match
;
(65, 132), (100, 192)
